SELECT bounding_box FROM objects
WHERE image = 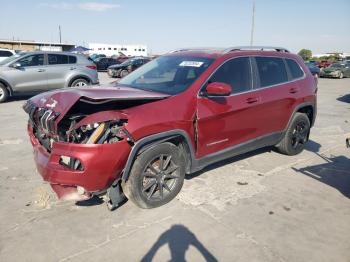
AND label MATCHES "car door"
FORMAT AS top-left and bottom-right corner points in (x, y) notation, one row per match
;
(250, 56), (299, 138)
(196, 56), (262, 157)
(45, 54), (73, 89)
(6, 54), (47, 92)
